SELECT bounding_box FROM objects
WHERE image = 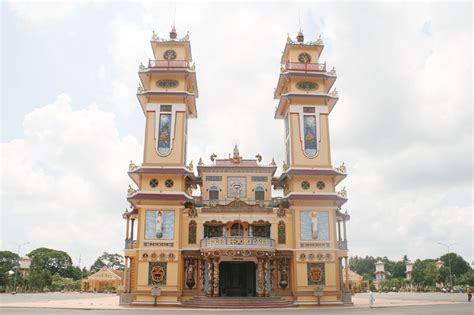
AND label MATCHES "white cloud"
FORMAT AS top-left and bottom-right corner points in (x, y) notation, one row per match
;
(8, 0), (84, 24)
(1, 94), (142, 265)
